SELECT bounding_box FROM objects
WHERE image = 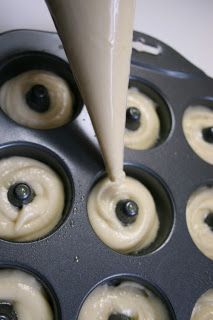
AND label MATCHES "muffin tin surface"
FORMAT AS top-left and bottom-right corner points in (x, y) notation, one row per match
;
(0, 29), (212, 319)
